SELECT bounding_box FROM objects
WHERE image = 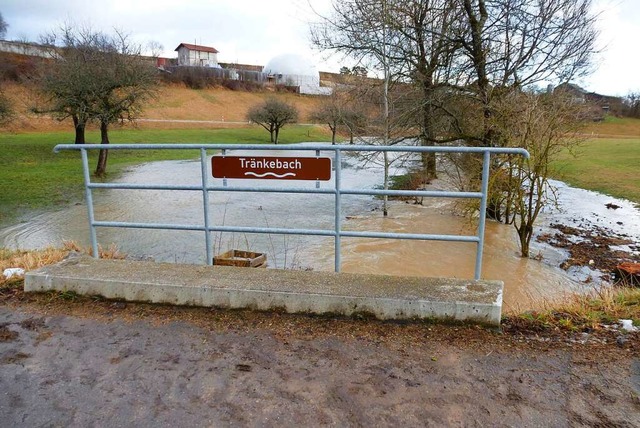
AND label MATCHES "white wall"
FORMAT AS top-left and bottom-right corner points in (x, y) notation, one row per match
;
(177, 46), (218, 67)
